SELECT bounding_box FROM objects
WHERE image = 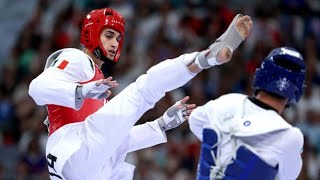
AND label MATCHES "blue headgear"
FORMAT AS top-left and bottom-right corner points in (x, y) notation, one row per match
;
(253, 47), (306, 103)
